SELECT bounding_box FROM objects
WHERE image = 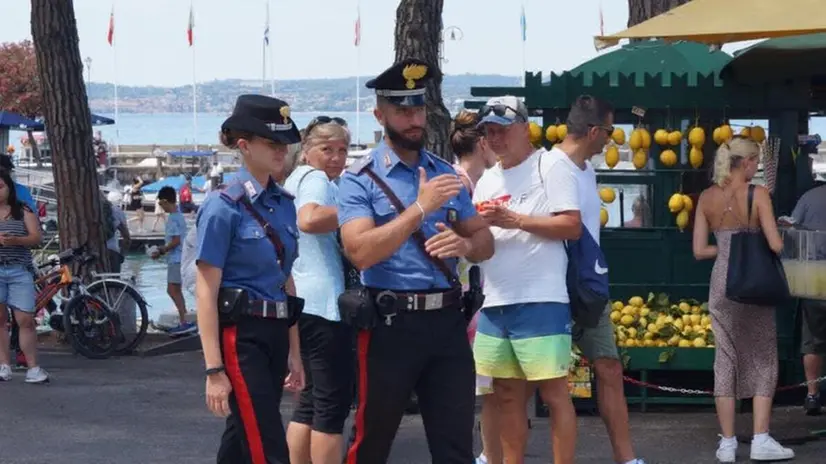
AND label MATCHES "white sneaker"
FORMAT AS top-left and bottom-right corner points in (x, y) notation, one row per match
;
(750, 435), (794, 461)
(716, 435), (738, 463)
(25, 366), (49, 384)
(0, 364), (11, 381)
